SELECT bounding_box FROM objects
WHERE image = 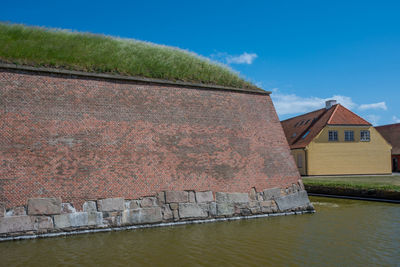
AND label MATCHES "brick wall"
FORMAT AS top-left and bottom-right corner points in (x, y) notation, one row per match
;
(0, 68), (300, 210)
